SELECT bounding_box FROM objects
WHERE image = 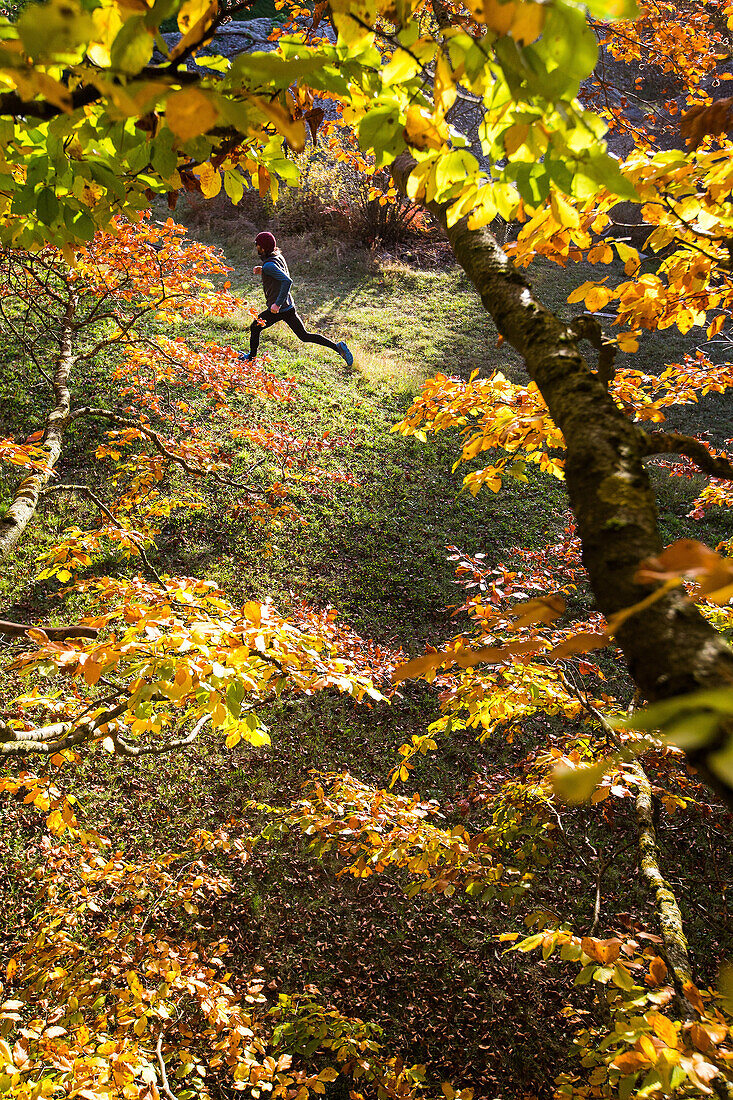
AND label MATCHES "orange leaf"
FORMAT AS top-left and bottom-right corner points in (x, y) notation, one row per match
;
(243, 601), (261, 627)
(393, 650), (445, 683)
(648, 956), (668, 985)
(683, 981), (706, 1014)
(506, 594), (566, 629)
(547, 631), (608, 661)
(596, 938), (622, 964)
(452, 638), (543, 668)
(613, 1051), (651, 1072)
(635, 540), (722, 584)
